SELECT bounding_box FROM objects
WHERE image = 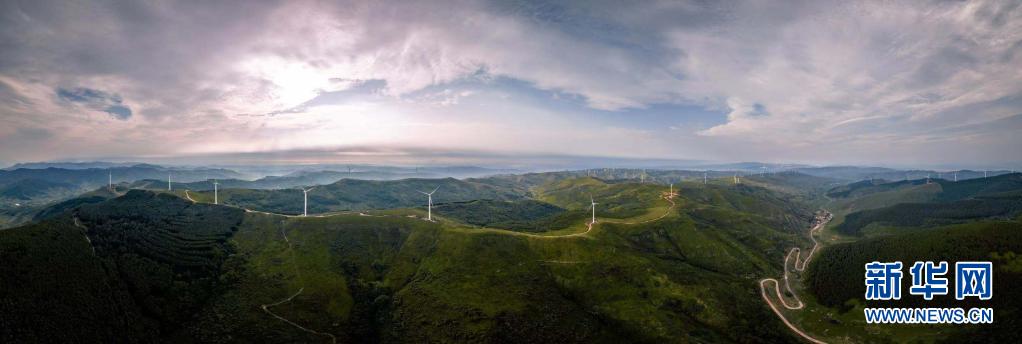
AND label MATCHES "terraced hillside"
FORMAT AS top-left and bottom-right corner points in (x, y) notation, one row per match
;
(0, 190), (245, 342)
